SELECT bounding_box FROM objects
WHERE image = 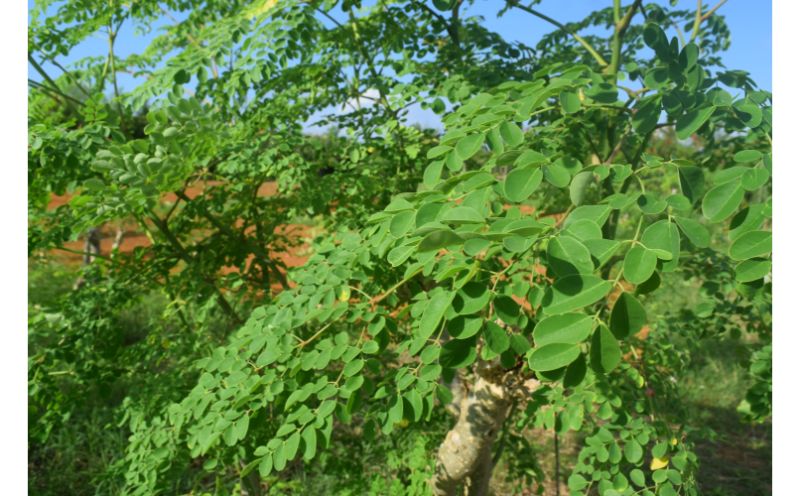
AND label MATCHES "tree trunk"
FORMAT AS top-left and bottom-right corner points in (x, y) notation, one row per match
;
(73, 227), (102, 289)
(431, 364), (511, 496)
(83, 227), (102, 264)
